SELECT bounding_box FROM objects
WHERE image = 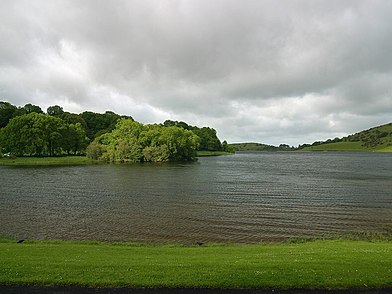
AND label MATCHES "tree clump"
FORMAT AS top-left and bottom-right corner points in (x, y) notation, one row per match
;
(163, 120), (222, 151)
(0, 101), (227, 160)
(0, 112), (87, 156)
(86, 119), (200, 163)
